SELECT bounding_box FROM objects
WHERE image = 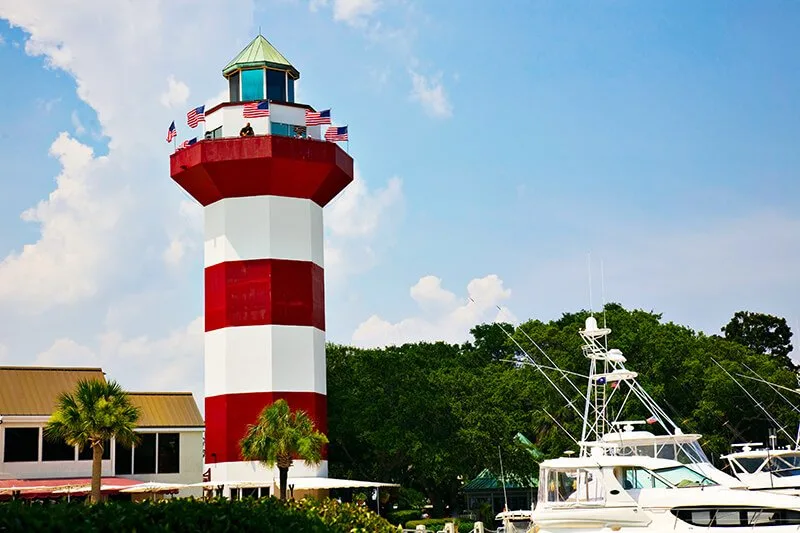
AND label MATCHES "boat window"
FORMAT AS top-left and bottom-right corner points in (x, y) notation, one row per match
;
(545, 469), (578, 503)
(728, 459), (749, 475)
(779, 454), (800, 468)
(653, 466), (716, 488)
(672, 507), (800, 526)
(618, 467), (669, 490)
(676, 441), (710, 465)
(656, 444), (676, 461)
(734, 457), (766, 474)
(543, 468), (604, 504)
(768, 457), (800, 477)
